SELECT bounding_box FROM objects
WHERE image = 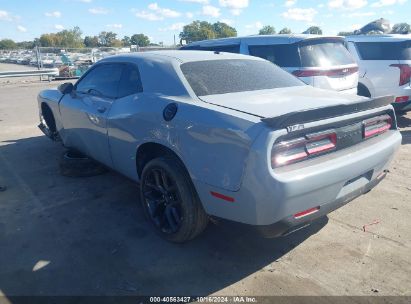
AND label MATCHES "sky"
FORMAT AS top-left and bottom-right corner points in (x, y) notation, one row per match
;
(0, 0), (410, 45)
